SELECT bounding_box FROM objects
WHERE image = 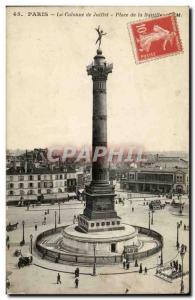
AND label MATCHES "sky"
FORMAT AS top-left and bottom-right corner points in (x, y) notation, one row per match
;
(6, 6), (189, 152)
